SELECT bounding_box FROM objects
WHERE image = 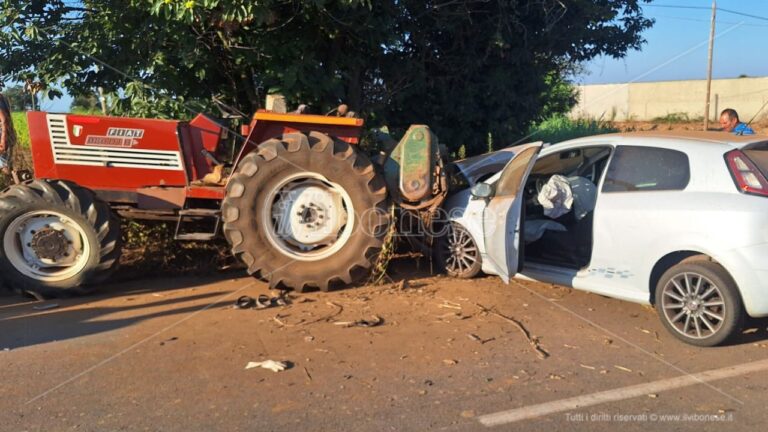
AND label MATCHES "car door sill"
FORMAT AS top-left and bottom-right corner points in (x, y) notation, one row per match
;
(517, 261), (651, 305)
(517, 261), (582, 287)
